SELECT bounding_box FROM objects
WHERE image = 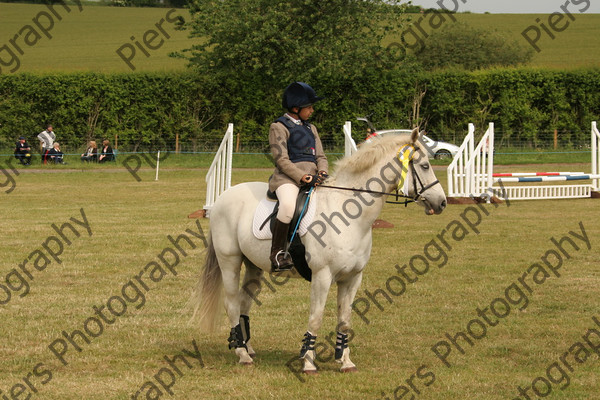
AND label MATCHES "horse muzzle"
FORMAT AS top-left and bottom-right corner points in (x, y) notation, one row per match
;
(421, 197), (447, 215)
